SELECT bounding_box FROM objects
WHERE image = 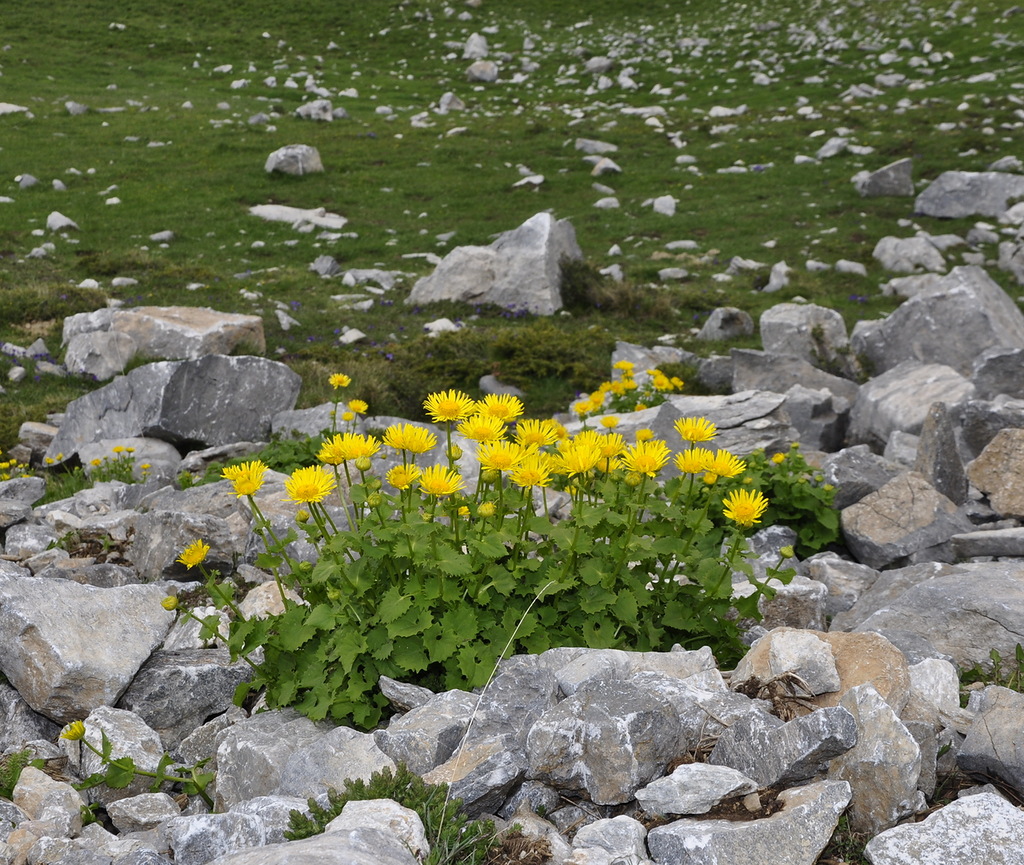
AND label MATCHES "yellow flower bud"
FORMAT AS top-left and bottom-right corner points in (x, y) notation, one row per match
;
(354, 456), (373, 472)
(161, 596), (178, 611)
(367, 478), (383, 492)
(448, 445), (463, 461)
(478, 501), (496, 518)
(779, 546), (795, 559)
(367, 493), (383, 508)
(624, 471), (644, 487)
(480, 468), (501, 485)
(296, 509), (311, 523)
